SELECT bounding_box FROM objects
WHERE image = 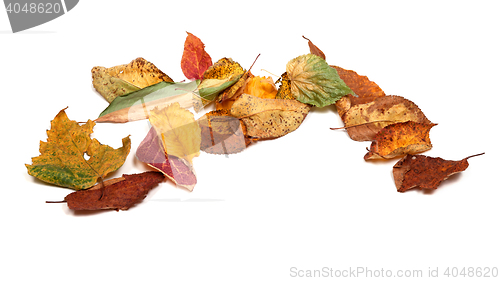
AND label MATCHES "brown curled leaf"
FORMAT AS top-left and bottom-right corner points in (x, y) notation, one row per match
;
(64, 171), (165, 211)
